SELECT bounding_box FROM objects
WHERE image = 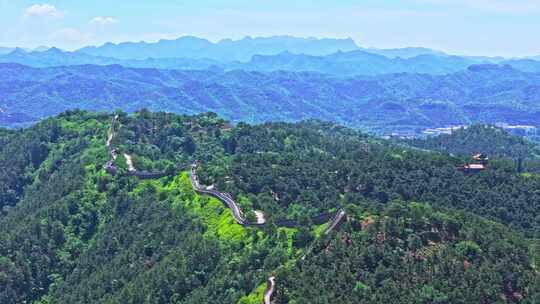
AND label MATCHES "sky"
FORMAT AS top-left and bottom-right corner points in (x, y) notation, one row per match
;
(1, 0), (540, 57)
